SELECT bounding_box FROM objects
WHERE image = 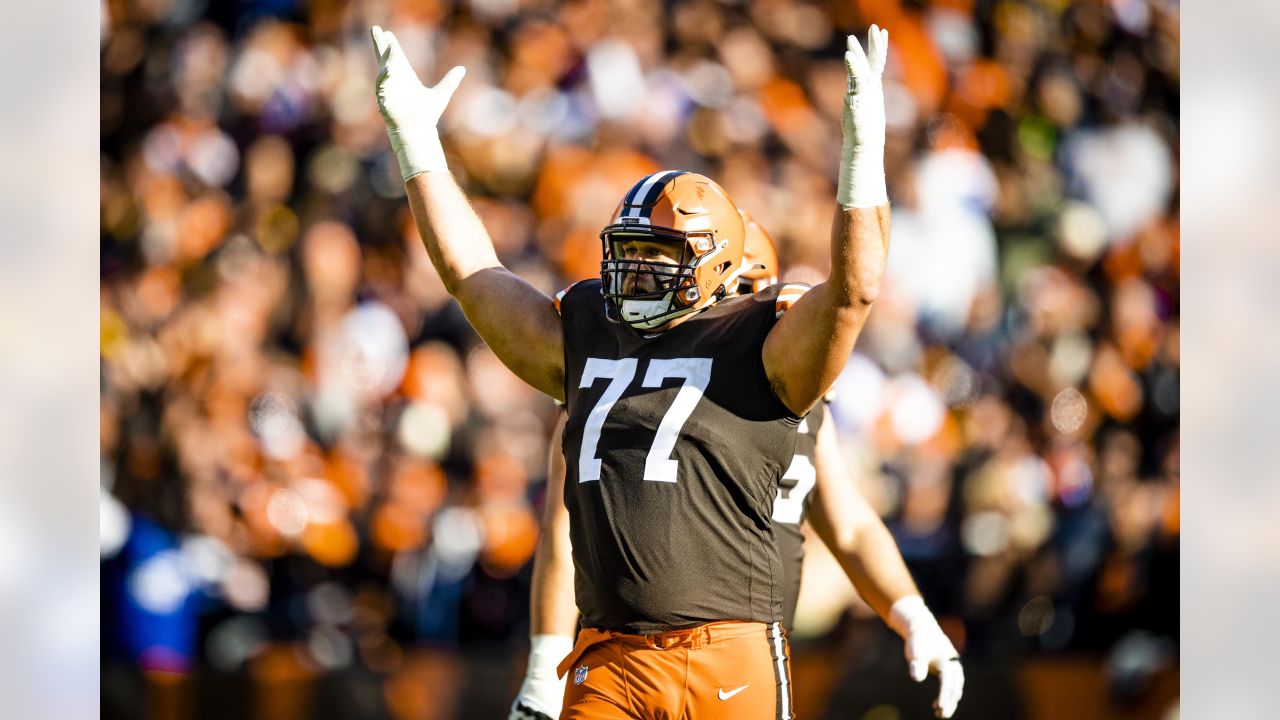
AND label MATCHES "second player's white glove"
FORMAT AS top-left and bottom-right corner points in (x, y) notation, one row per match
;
(889, 595), (965, 718)
(838, 25), (889, 209)
(370, 25), (465, 180)
(509, 634), (574, 720)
